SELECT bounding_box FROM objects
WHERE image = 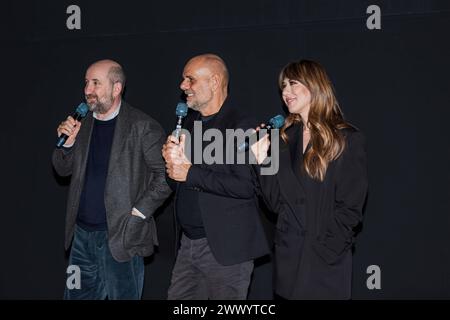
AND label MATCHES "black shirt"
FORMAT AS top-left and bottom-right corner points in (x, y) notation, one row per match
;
(176, 113), (216, 239)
